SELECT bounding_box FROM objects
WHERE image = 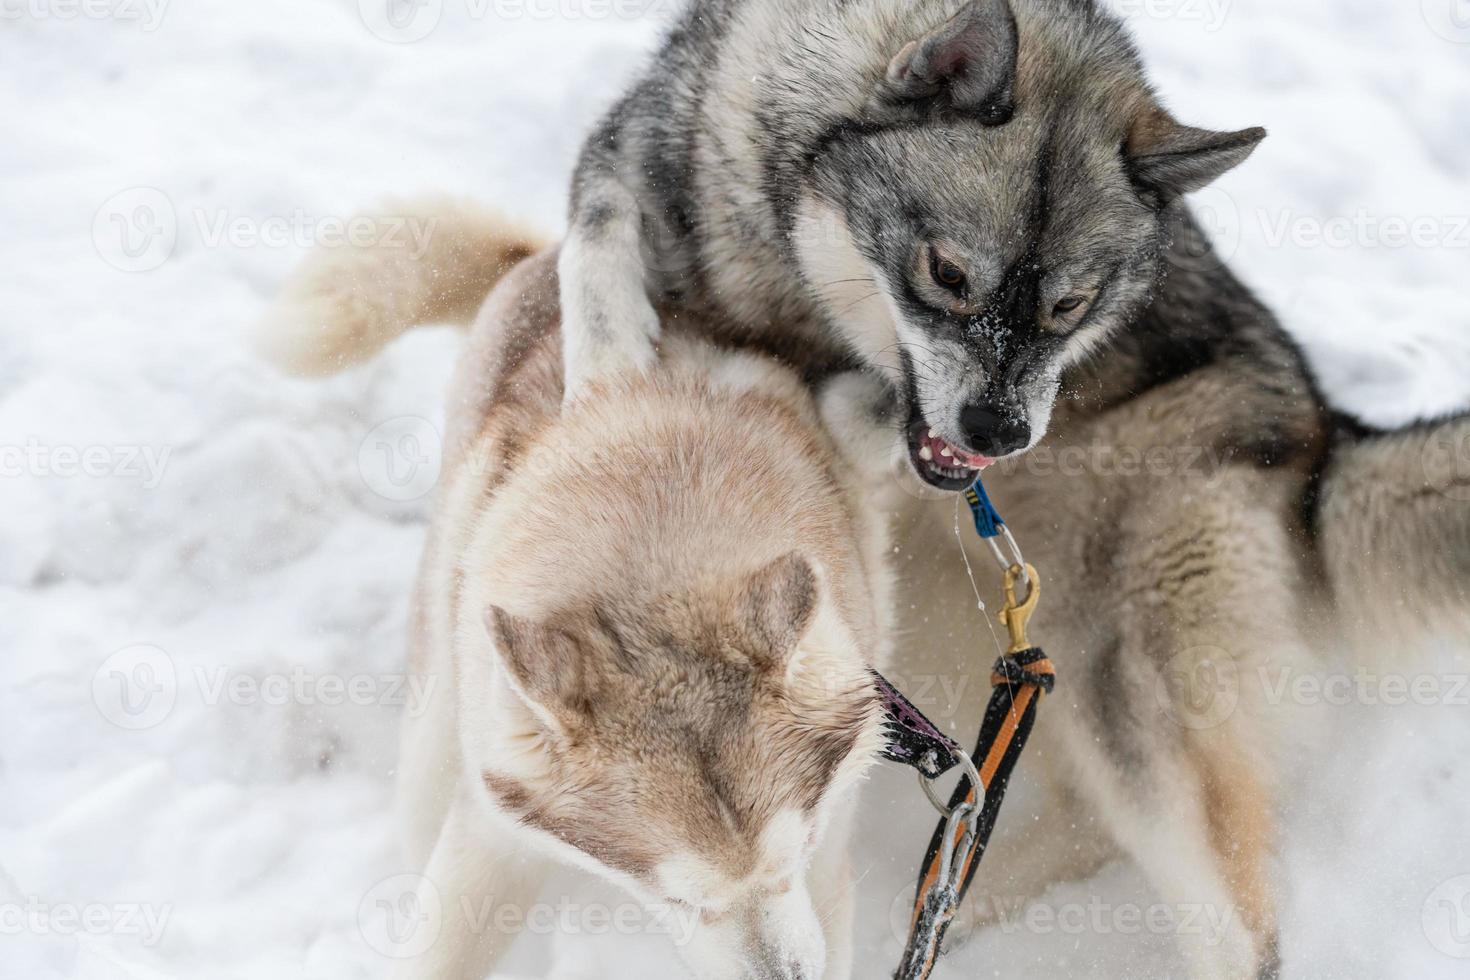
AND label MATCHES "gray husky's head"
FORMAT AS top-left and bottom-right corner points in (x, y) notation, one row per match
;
(795, 0), (1264, 489)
